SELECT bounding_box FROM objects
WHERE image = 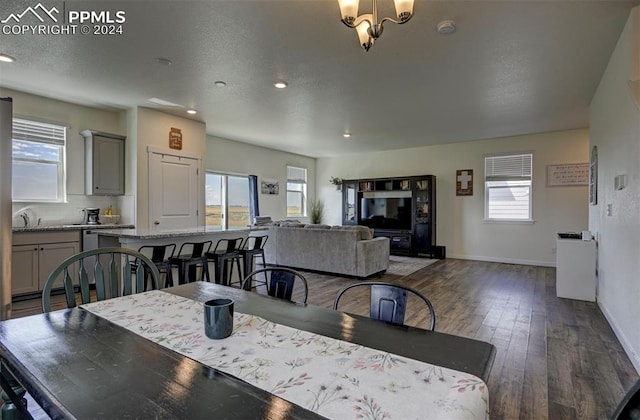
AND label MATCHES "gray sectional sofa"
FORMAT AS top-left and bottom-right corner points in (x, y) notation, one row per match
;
(263, 224), (390, 277)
